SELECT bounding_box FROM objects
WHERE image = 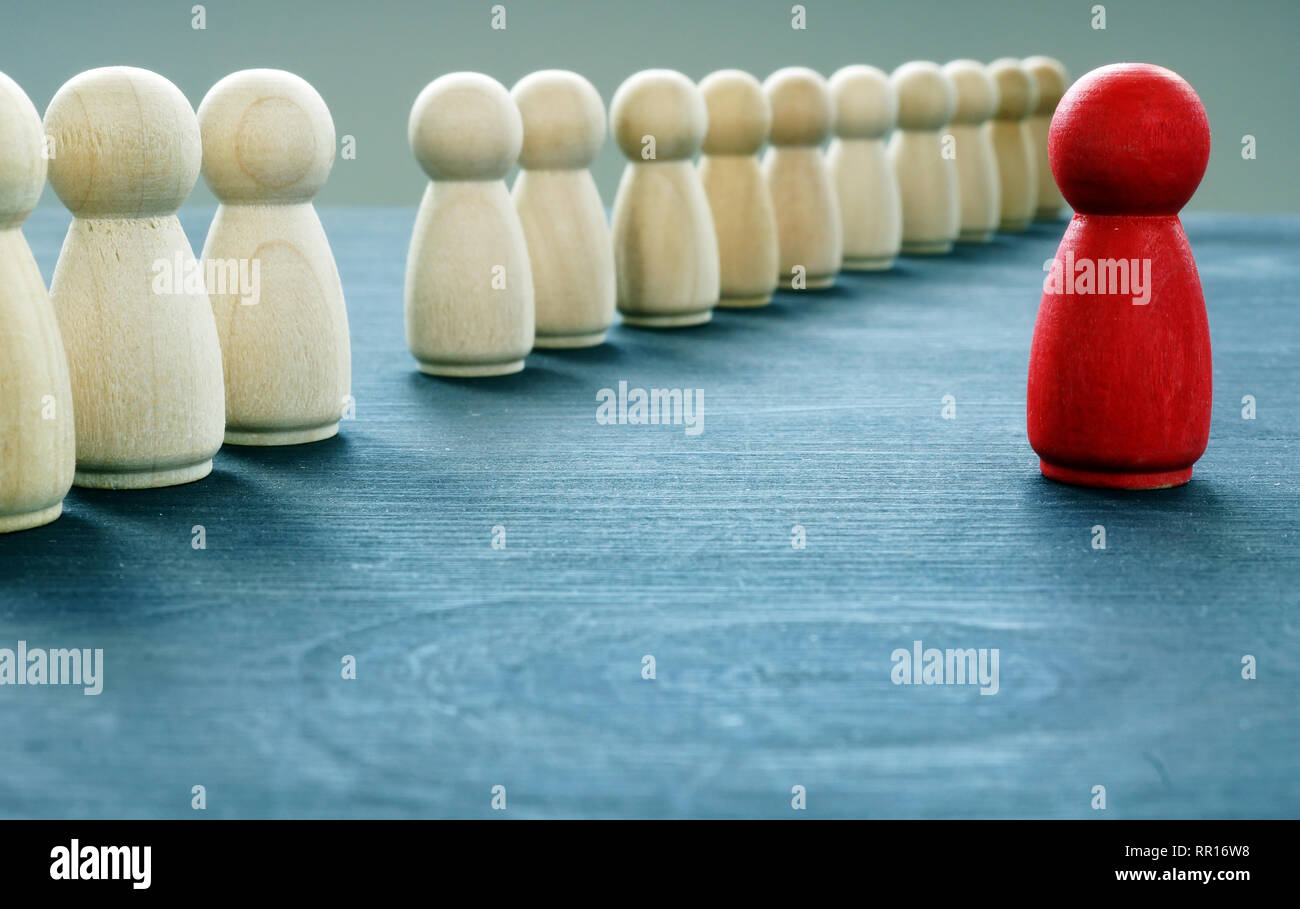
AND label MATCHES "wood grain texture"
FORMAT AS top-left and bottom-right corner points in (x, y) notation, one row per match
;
(405, 73), (534, 377)
(698, 69), (779, 307)
(827, 65), (902, 271)
(45, 67), (225, 489)
(1029, 64), (1212, 489)
(198, 69), (352, 445)
(511, 71), (616, 347)
(889, 62), (959, 256)
(610, 70), (719, 327)
(988, 58), (1040, 233)
(1022, 56), (1070, 221)
(0, 232), (74, 532)
(763, 67), (842, 290)
(0, 208), (1296, 819)
(943, 60), (1001, 244)
(0, 72), (74, 532)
